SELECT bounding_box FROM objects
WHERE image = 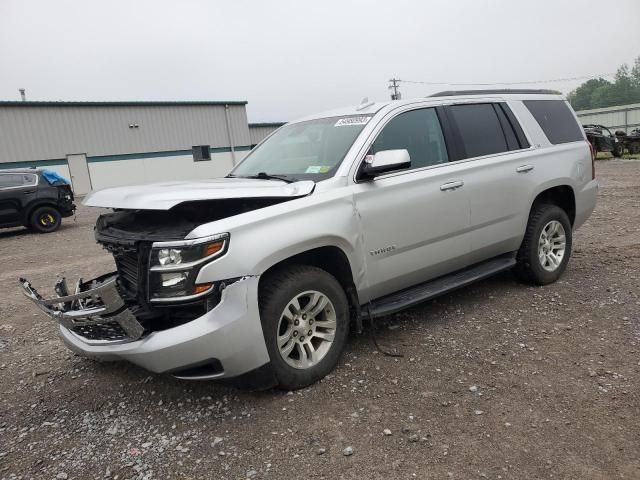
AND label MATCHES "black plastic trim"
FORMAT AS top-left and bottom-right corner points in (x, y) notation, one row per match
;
(363, 253), (517, 319)
(499, 103), (530, 149)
